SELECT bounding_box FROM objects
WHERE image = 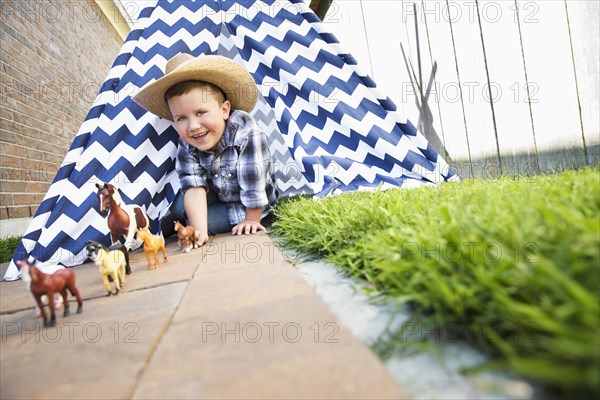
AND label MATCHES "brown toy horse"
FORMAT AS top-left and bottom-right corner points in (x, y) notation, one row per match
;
(174, 221), (196, 253)
(17, 260), (83, 327)
(96, 182), (149, 250)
